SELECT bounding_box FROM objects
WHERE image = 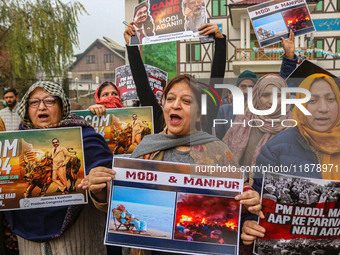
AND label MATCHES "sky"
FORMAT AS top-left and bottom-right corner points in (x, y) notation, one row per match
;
(69, 0), (126, 54)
